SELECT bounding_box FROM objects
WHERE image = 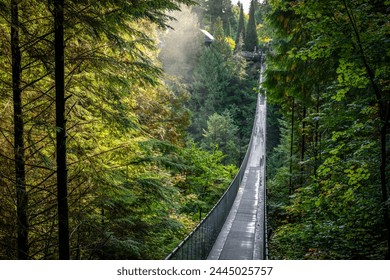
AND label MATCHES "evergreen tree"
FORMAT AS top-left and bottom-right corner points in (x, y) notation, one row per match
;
(202, 112), (240, 165)
(52, 0), (70, 260)
(190, 18), (232, 139)
(206, 0), (233, 34)
(11, 0), (28, 260)
(190, 14), (258, 162)
(244, 0), (258, 51)
(235, 2), (245, 50)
